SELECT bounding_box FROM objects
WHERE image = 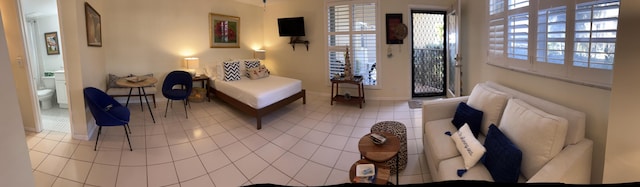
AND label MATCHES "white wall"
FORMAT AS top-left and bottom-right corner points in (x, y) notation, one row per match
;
(103, 0), (265, 88)
(0, 11), (36, 187)
(461, 0), (612, 183)
(263, 0), (454, 100)
(36, 15), (64, 72)
(602, 0), (640, 183)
